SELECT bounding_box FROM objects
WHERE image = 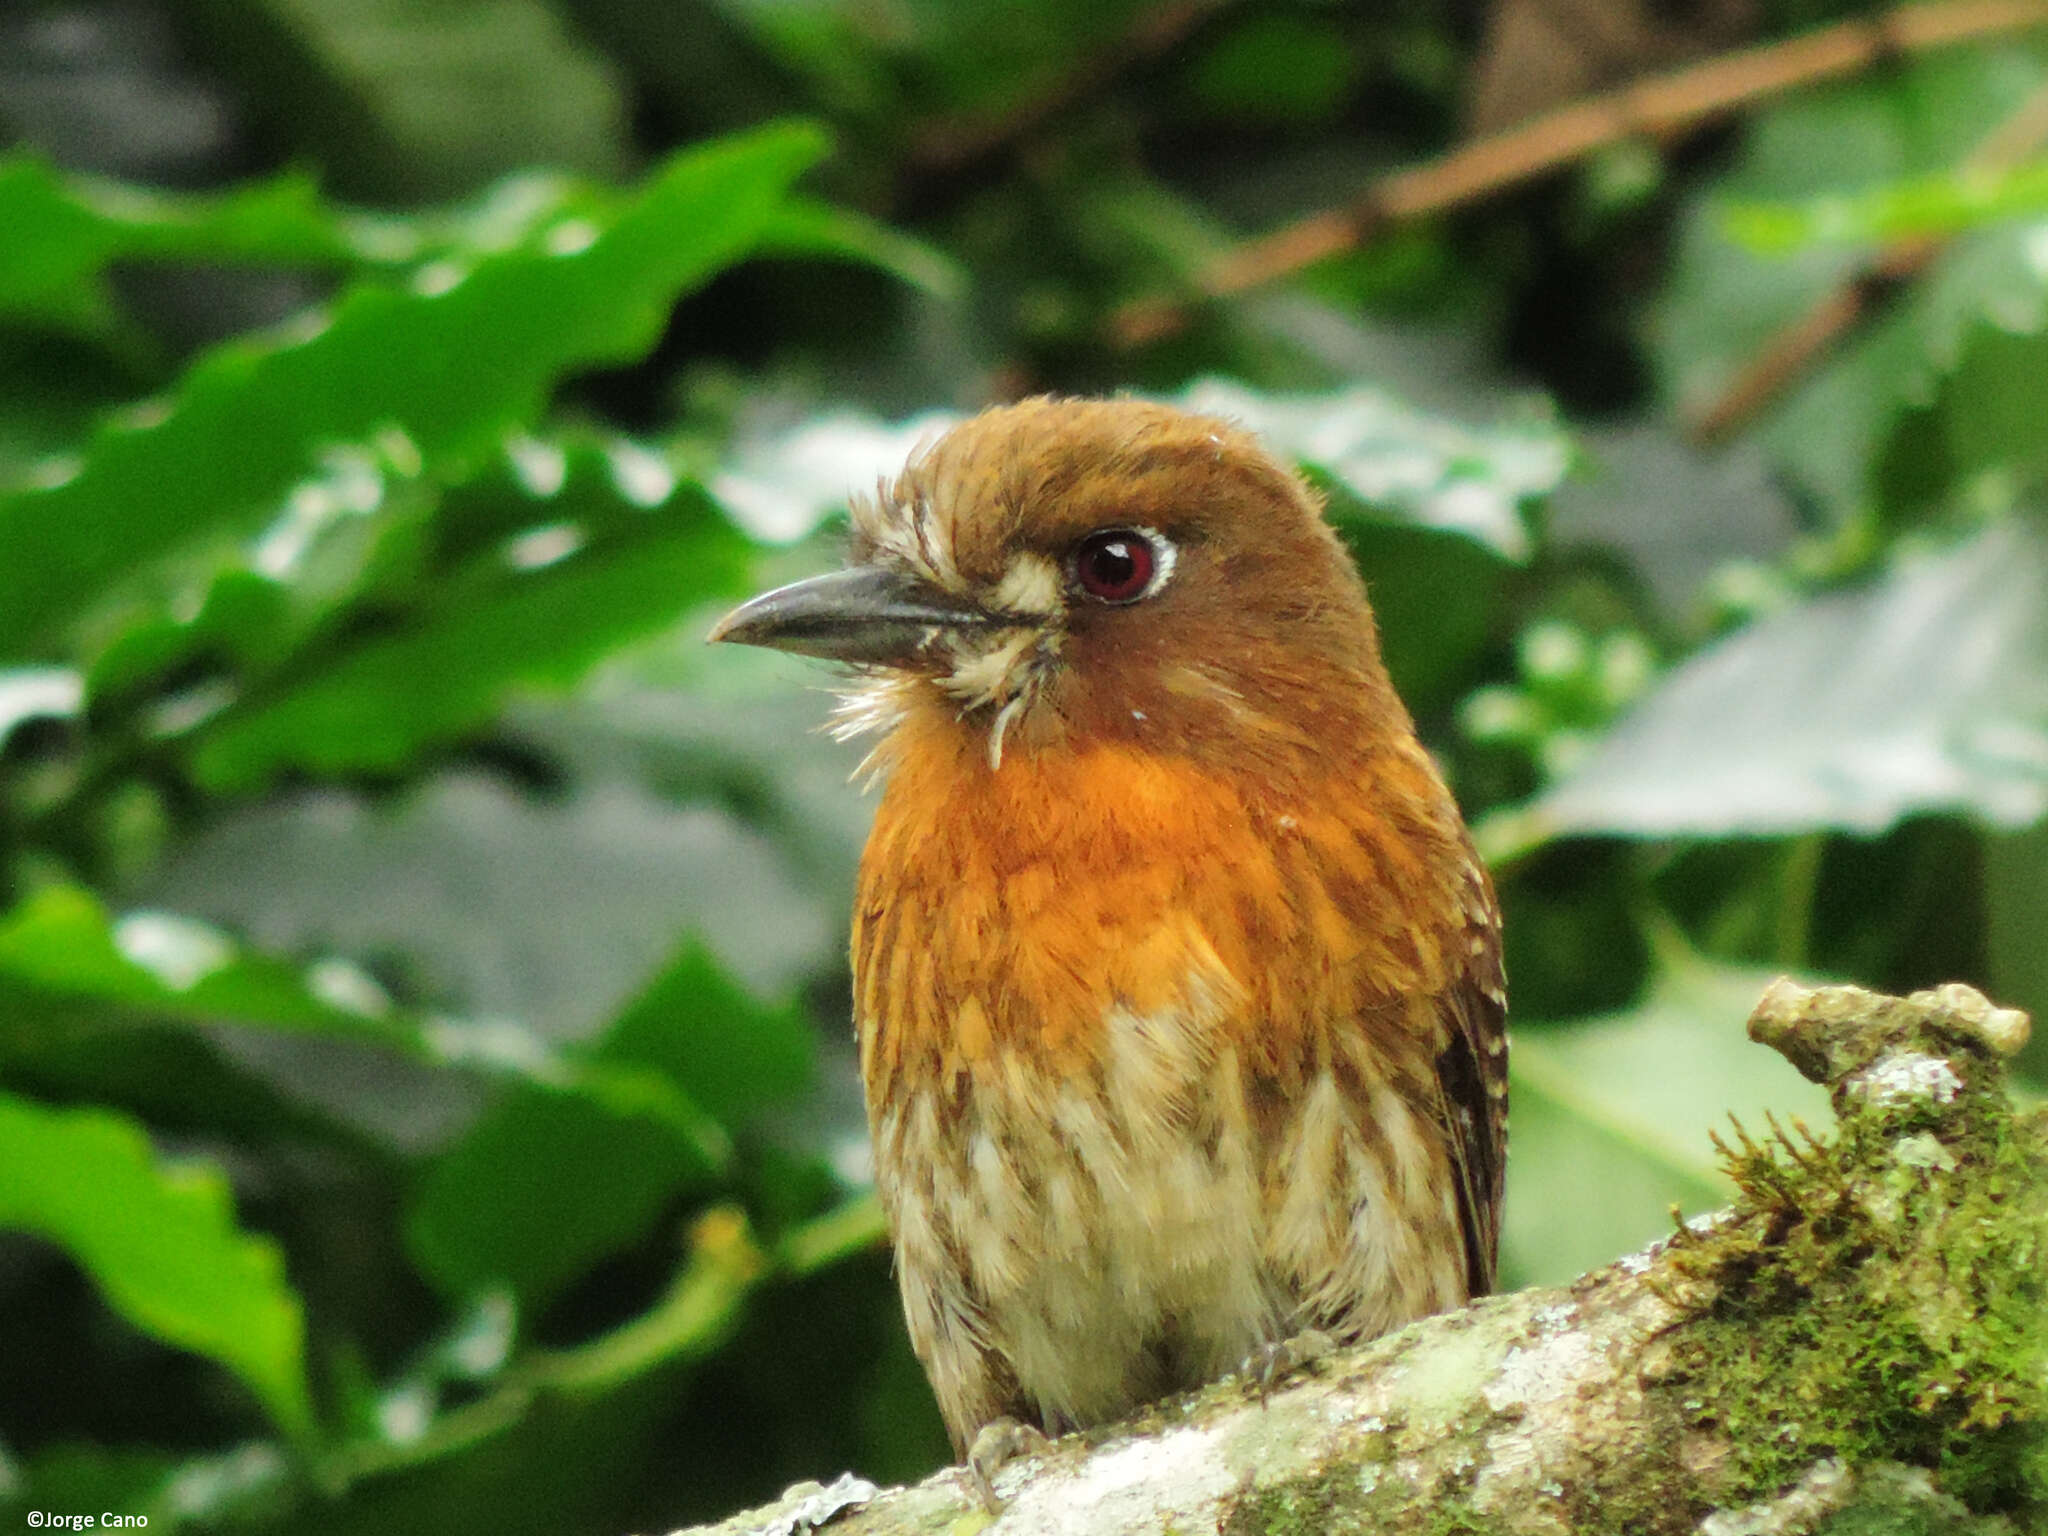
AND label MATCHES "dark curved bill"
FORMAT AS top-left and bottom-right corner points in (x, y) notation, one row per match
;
(706, 564), (994, 664)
